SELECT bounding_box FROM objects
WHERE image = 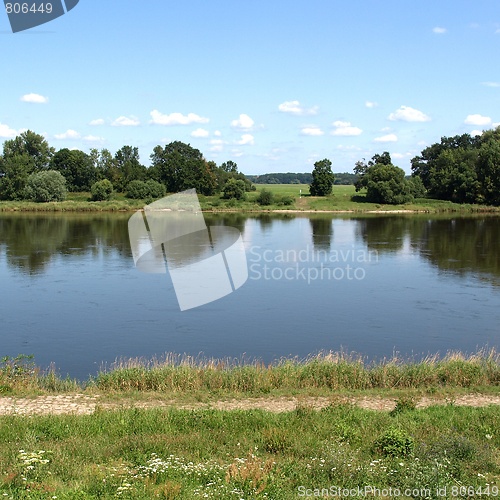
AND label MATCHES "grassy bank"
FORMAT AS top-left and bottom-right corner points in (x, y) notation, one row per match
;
(2, 185), (500, 213)
(0, 399), (499, 498)
(2, 350), (499, 398)
(1, 351), (499, 498)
